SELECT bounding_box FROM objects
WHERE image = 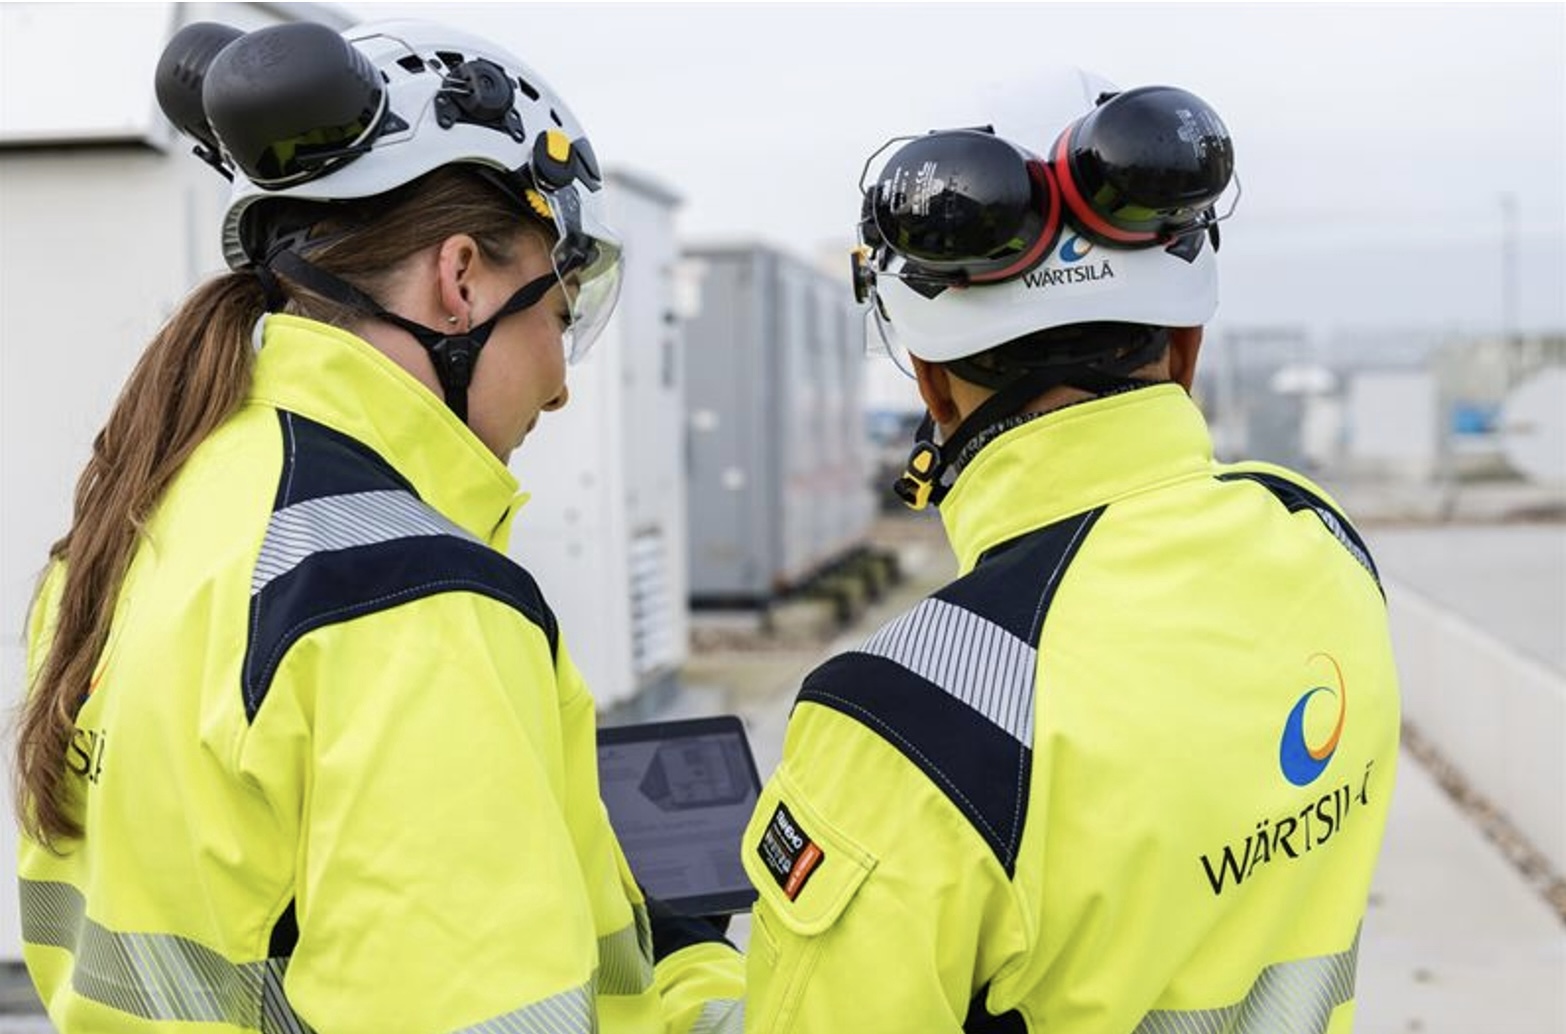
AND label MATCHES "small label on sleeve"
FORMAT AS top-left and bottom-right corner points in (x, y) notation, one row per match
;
(756, 801), (825, 901)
